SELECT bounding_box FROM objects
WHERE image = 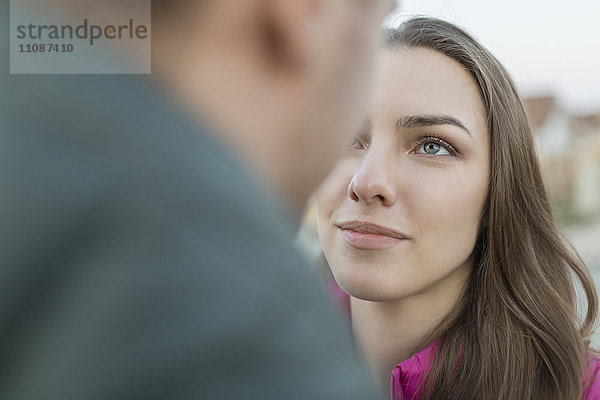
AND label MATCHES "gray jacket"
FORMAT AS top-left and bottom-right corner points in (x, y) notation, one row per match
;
(0, 5), (377, 399)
